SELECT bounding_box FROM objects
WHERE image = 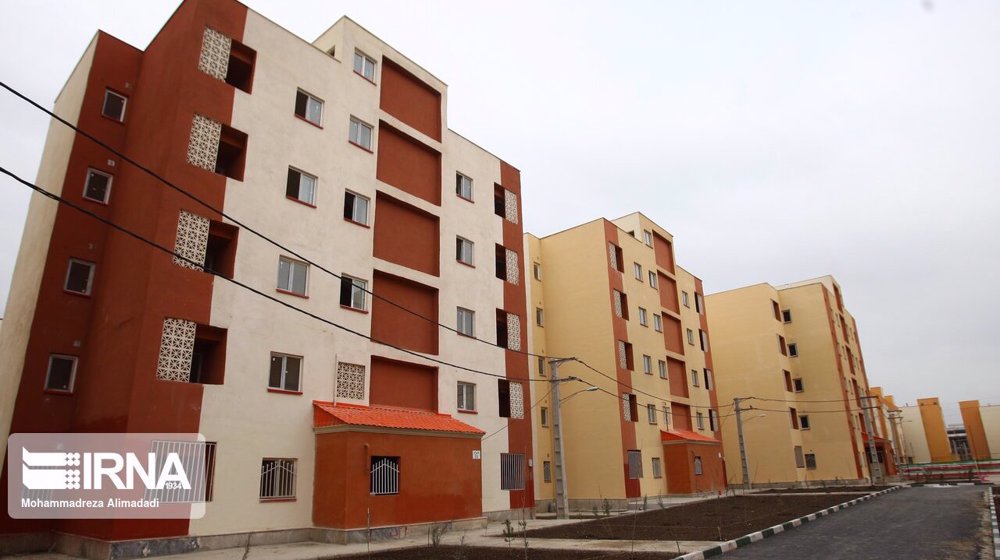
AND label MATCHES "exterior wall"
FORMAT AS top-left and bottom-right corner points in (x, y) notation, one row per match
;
(524, 235), (555, 506)
(980, 405), (1000, 460)
(900, 405), (932, 464)
(917, 398), (955, 463)
(958, 400), (991, 460)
